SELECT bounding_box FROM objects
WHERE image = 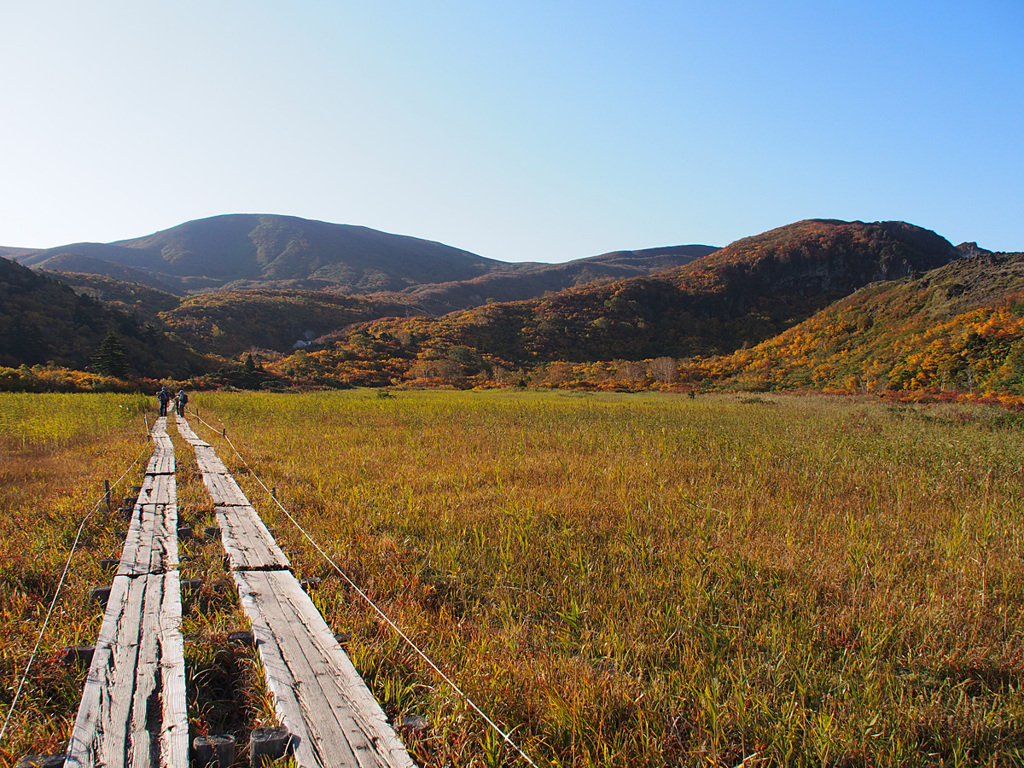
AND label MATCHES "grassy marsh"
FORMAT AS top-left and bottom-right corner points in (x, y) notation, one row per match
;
(2, 390), (1023, 766)
(0, 393), (150, 761)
